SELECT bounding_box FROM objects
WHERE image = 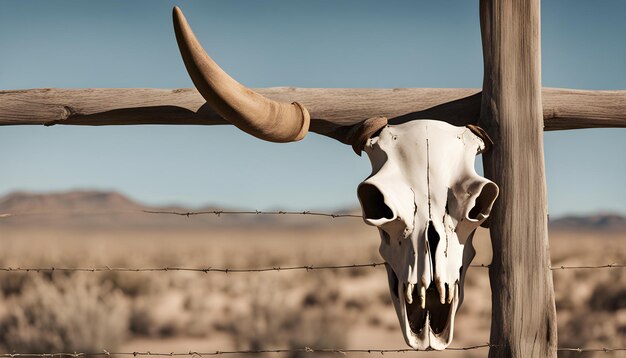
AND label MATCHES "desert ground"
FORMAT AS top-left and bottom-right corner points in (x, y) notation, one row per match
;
(0, 192), (624, 357)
